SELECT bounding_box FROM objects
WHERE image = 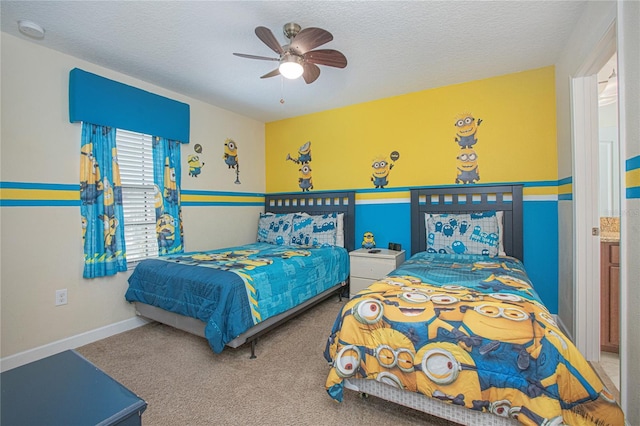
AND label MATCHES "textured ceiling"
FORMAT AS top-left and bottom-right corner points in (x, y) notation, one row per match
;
(0, 1), (587, 123)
